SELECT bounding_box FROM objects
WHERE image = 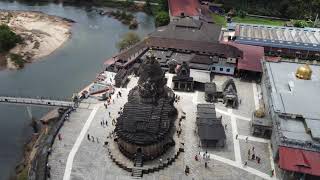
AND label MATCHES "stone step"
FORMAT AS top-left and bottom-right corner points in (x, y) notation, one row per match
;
(131, 168), (143, 178)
